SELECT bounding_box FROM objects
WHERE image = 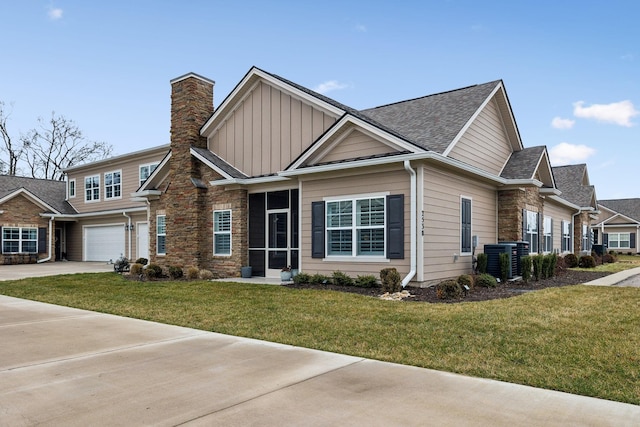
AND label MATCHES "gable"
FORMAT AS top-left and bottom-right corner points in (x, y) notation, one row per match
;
(0, 192), (49, 217)
(306, 128), (404, 166)
(606, 215), (637, 225)
(446, 98), (513, 175)
(207, 79), (339, 177)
